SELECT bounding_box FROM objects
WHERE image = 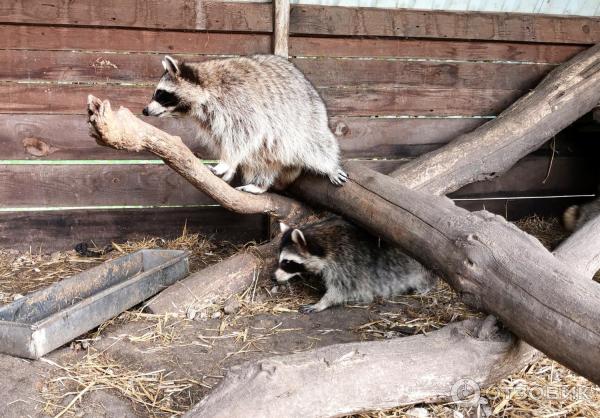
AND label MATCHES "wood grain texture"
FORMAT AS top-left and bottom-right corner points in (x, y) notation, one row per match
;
(186, 318), (535, 418)
(0, 114), (485, 160)
(0, 207), (267, 251)
(289, 5), (600, 44)
(0, 0), (272, 32)
(0, 157), (594, 207)
(1, 2), (598, 44)
(273, 0), (290, 57)
(0, 83), (525, 116)
(0, 164), (216, 207)
(0, 50), (554, 91)
(0, 24), (585, 64)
